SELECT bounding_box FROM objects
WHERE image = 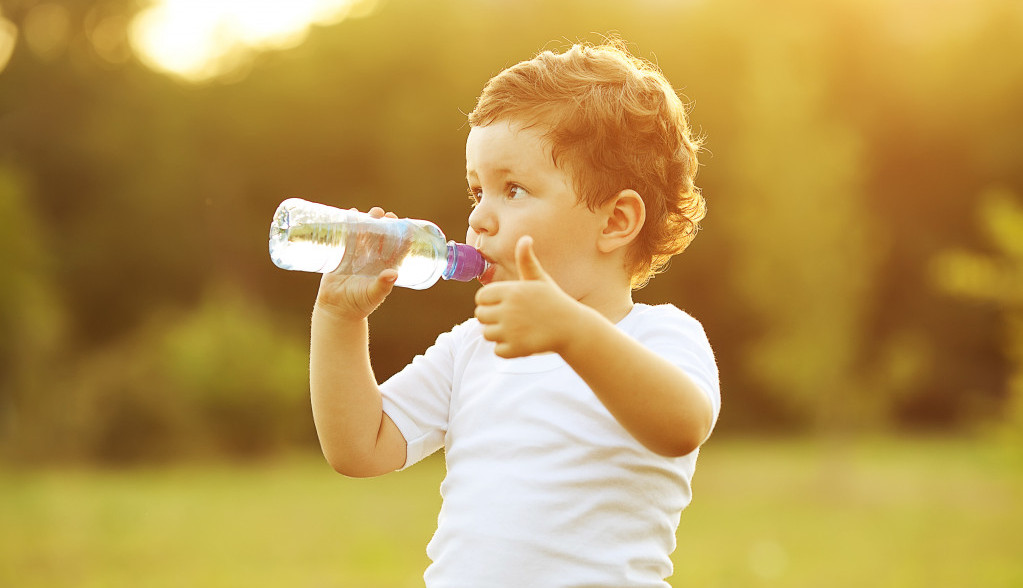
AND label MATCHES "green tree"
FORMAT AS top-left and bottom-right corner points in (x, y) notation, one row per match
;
(0, 165), (65, 456)
(21, 282), (314, 463)
(715, 3), (925, 431)
(933, 188), (1023, 438)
